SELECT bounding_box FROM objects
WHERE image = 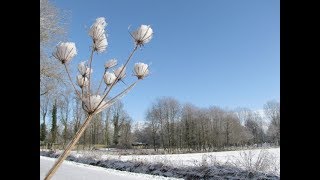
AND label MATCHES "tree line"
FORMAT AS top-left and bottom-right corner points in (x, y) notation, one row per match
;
(135, 97), (279, 152)
(41, 94), (279, 151)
